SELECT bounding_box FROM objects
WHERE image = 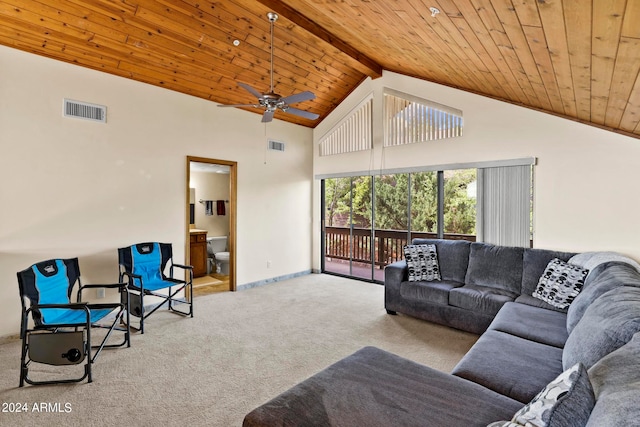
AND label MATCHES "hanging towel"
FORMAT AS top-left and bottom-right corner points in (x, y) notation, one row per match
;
(217, 200), (226, 216)
(205, 200), (213, 216)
